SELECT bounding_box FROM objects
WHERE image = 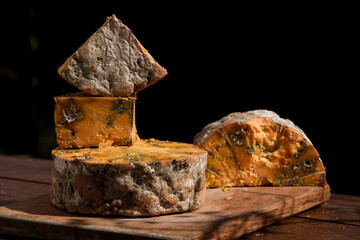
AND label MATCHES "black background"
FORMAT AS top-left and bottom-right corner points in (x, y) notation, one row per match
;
(0, 1), (358, 195)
